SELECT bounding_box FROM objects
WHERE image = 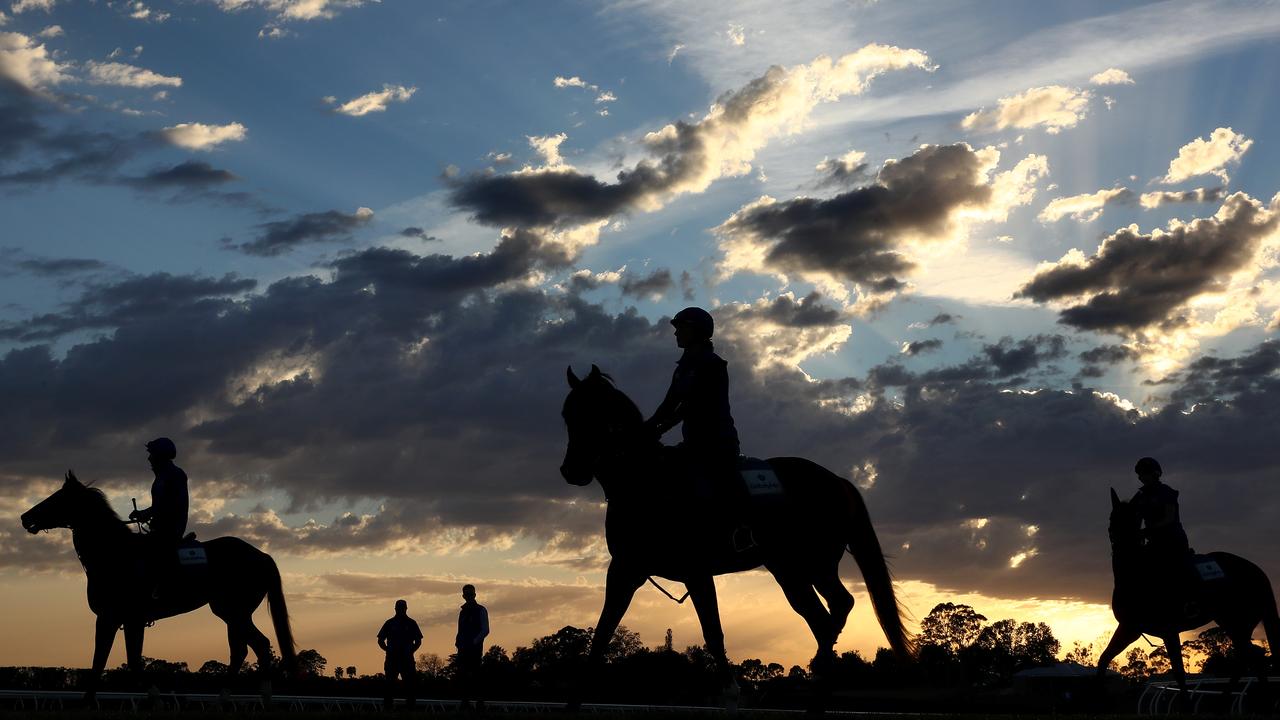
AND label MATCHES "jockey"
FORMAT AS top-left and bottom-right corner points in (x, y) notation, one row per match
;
(1130, 457), (1190, 557)
(1130, 456), (1194, 615)
(129, 437), (190, 598)
(644, 307), (750, 548)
